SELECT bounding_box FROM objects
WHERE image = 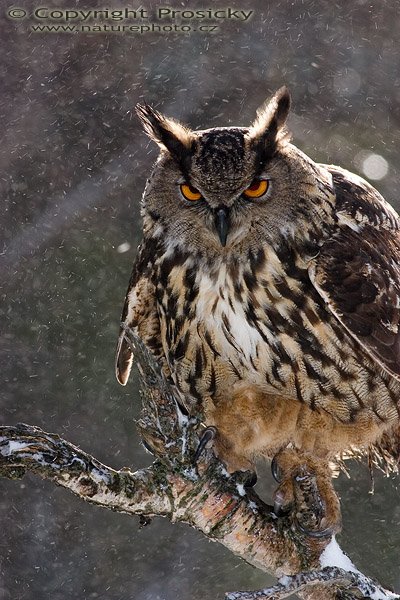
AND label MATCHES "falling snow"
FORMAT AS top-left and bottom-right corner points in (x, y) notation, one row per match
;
(2, 1), (400, 598)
